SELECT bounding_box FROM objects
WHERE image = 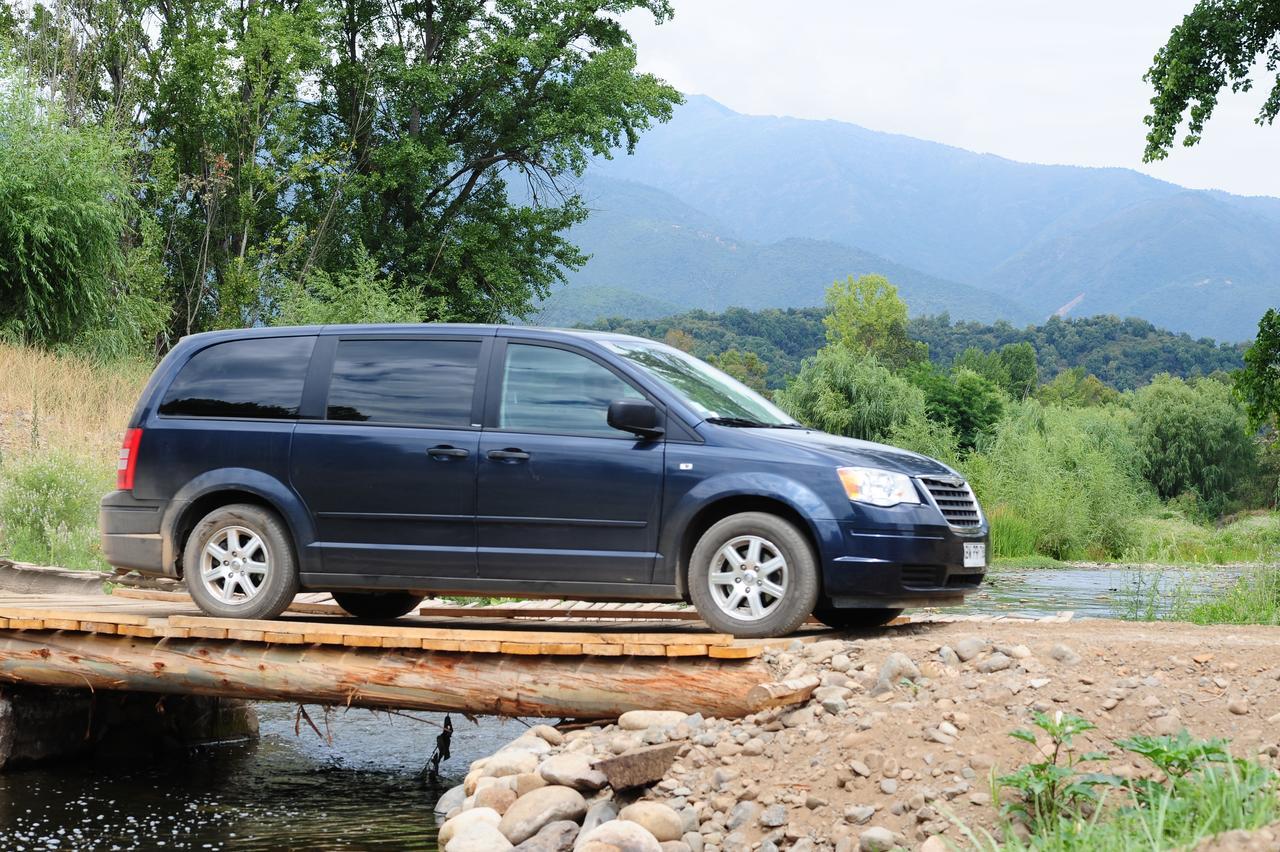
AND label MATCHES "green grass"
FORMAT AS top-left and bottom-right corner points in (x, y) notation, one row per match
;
(991, 555), (1070, 570)
(0, 450), (112, 570)
(1178, 569), (1280, 626)
(1123, 512), (1280, 565)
